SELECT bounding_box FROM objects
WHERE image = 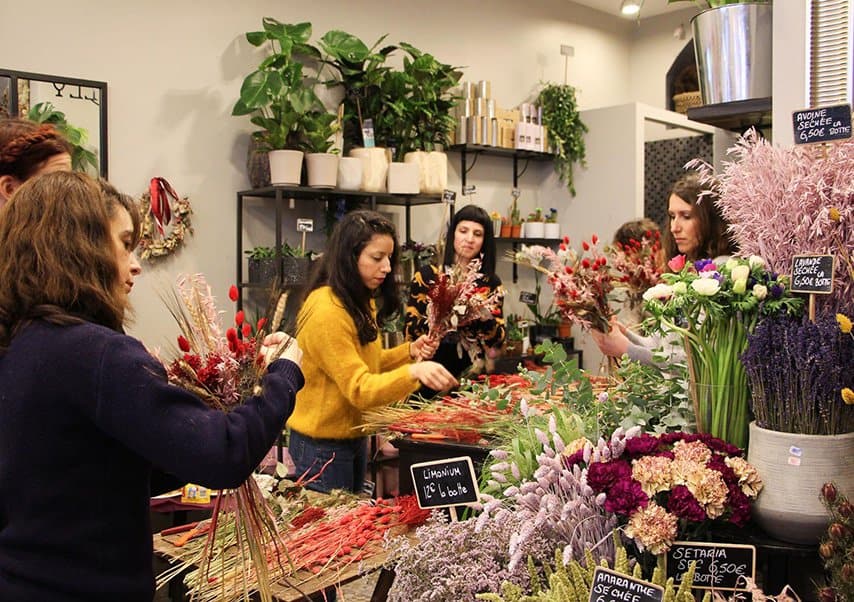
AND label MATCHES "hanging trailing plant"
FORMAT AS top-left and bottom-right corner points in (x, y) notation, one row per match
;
(537, 83), (587, 197)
